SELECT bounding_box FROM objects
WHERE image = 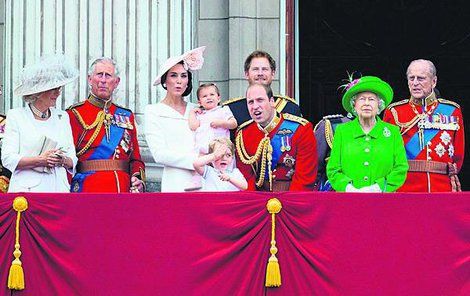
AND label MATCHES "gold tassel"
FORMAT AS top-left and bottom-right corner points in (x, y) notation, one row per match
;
(265, 198), (282, 287)
(8, 196), (28, 290)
